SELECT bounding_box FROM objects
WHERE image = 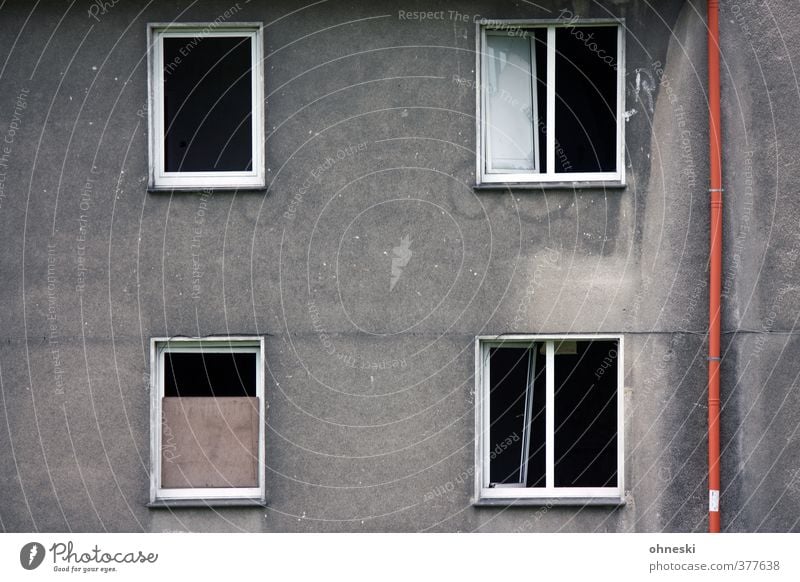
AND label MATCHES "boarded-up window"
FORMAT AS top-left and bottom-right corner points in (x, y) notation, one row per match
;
(161, 351), (258, 489)
(162, 397), (259, 488)
(152, 339), (264, 503)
